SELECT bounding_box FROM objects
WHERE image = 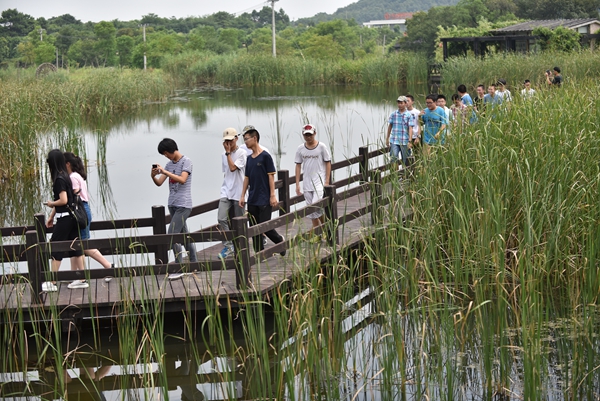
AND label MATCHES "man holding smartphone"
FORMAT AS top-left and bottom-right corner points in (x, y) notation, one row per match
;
(151, 138), (198, 268)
